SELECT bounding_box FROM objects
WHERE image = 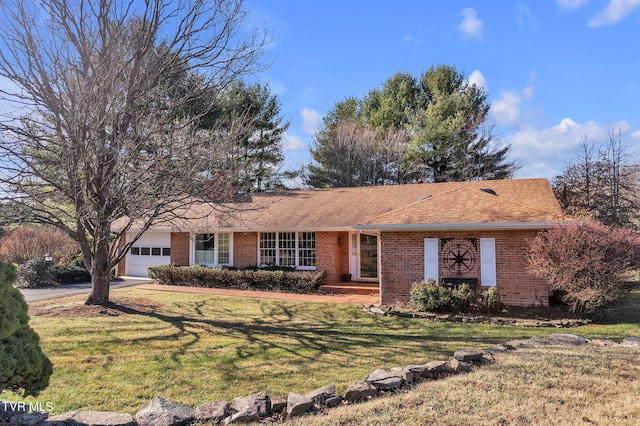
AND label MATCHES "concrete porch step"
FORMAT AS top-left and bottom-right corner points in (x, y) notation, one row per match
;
(319, 282), (379, 296)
